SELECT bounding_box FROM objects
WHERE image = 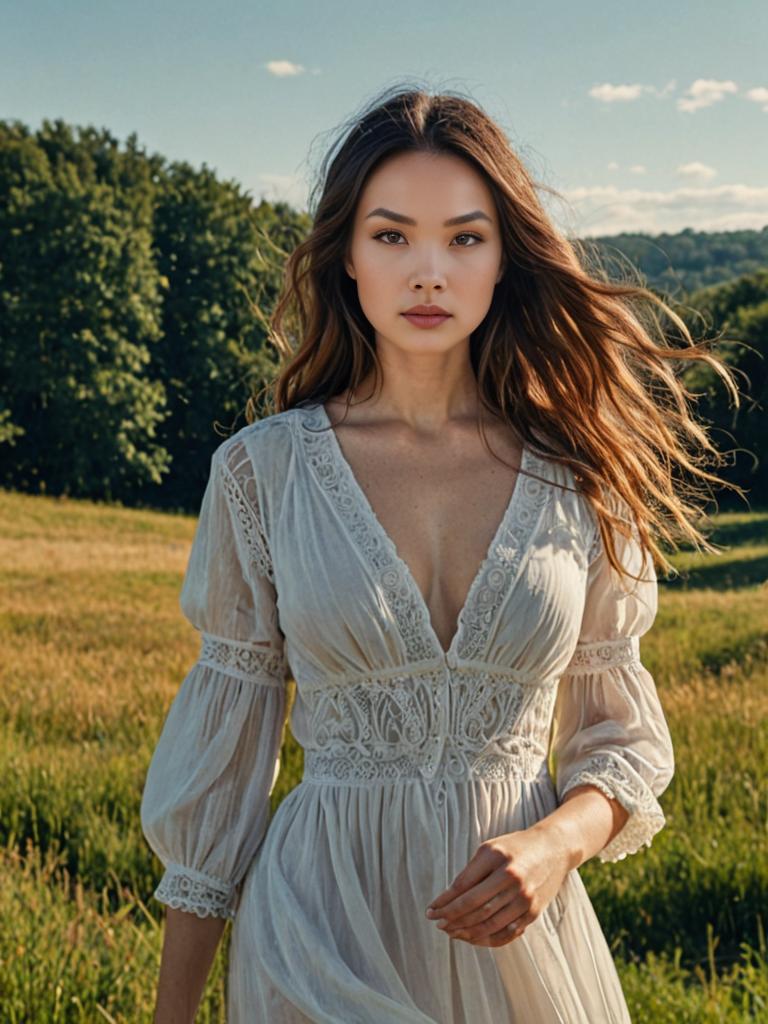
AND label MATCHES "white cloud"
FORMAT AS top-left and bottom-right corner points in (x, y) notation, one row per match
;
(588, 83), (649, 103)
(607, 161), (620, 171)
(628, 164), (647, 175)
(677, 78), (738, 112)
(548, 182), (768, 236)
(676, 161), (717, 182)
(745, 86), (768, 112)
(265, 60), (306, 77)
(588, 80), (676, 104)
